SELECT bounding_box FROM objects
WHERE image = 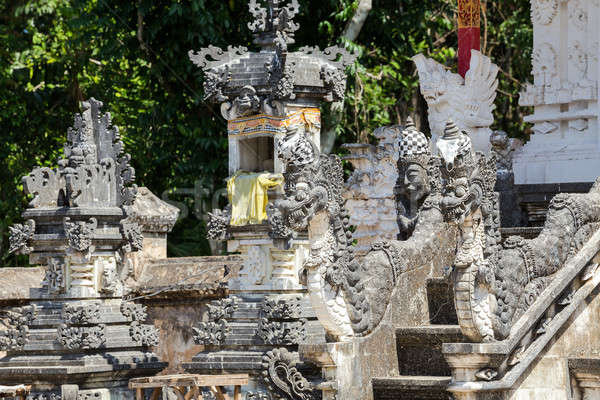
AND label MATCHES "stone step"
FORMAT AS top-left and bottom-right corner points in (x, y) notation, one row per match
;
(426, 278), (458, 325)
(372, 376), (452, 400)
(395, 325), (464, 377)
